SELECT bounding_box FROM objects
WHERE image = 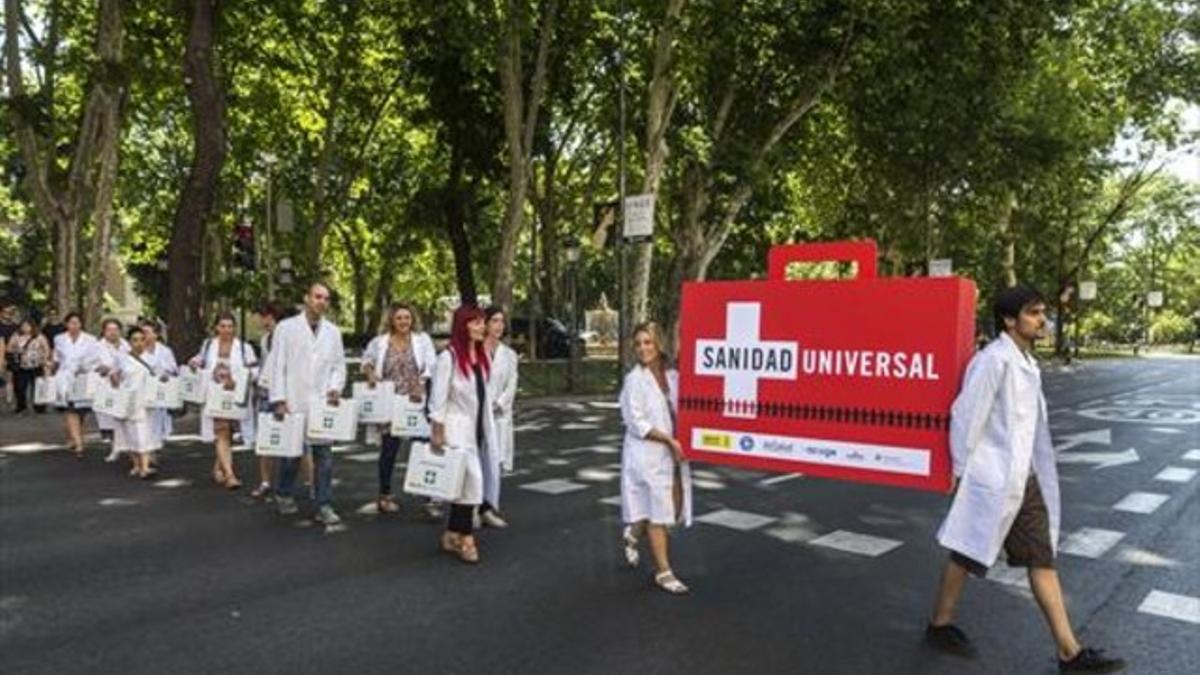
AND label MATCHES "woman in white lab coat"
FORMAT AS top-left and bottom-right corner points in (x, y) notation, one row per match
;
(50, 312), (102, 459)
(429, 305), (498, 564)
(482, 305), (518, 527)
(94, 318), (131, 462)
(138, 319), (178, 452)
(188, 312), (258, 490)
(619, 321), (693, 595)
(112, 326), (162, 478)
(361, 302), (437, 514)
